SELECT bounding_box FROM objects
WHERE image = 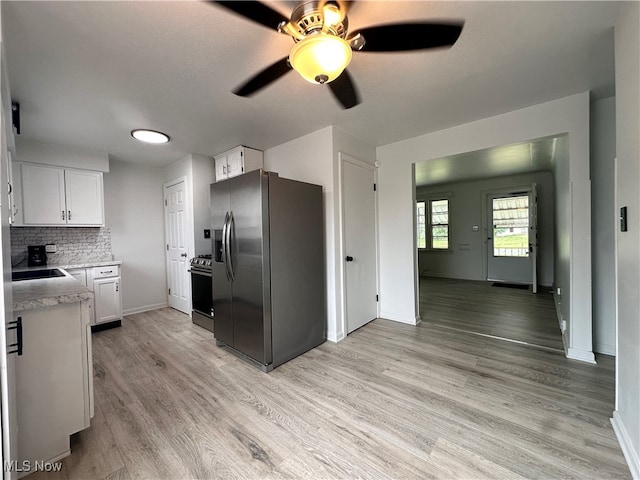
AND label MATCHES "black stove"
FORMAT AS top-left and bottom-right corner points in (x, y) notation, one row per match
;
(189, 254), (214, 332)
(190, 254), (212, 272)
